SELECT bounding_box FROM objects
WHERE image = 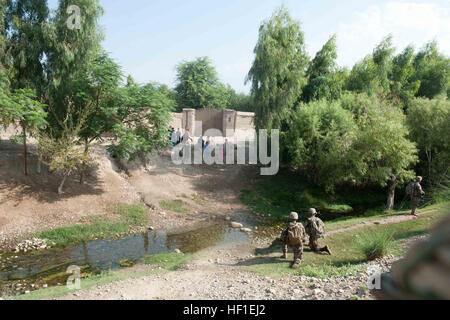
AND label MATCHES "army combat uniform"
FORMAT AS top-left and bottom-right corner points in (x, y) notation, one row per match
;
(280, 212), (307, 269)
(411, 177), (425, 216)
(305, 208), (331, 255)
